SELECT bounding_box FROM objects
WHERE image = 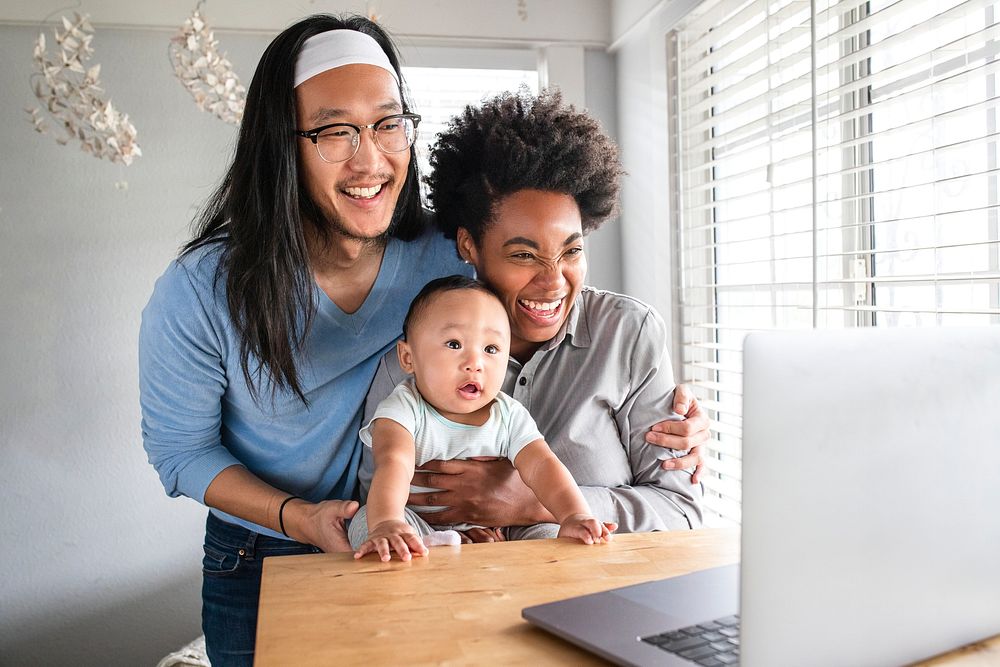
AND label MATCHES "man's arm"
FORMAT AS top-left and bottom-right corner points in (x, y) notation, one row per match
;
(139, 260), (239, 504)
(141, 260), (359, 552)
(204, 466), (358, 553)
